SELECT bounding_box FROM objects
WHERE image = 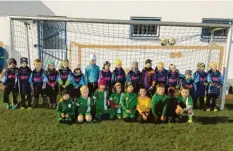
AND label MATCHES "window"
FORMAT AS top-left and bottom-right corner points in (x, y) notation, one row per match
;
(130, 17), (161, 39)
(201, 18), (232, 39)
